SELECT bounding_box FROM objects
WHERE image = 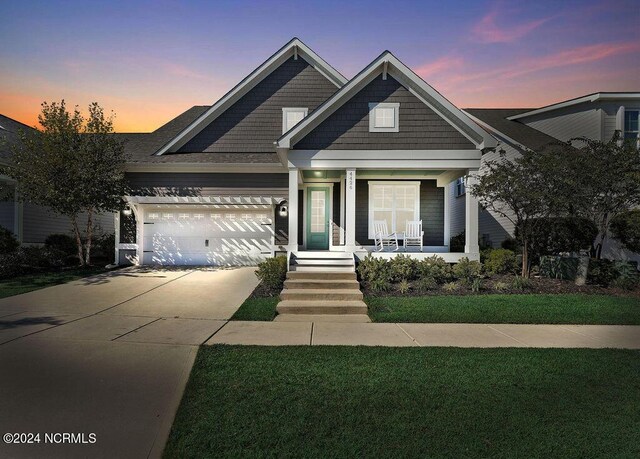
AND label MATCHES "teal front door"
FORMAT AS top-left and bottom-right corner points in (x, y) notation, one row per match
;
(306, 186), (330, 250)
